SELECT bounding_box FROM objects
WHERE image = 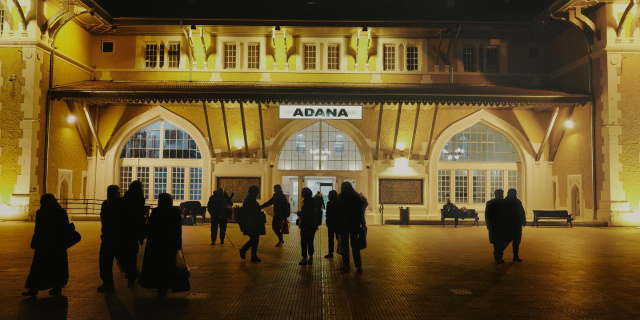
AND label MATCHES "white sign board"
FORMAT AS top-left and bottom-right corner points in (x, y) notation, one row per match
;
(279, 105), (363, 120)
